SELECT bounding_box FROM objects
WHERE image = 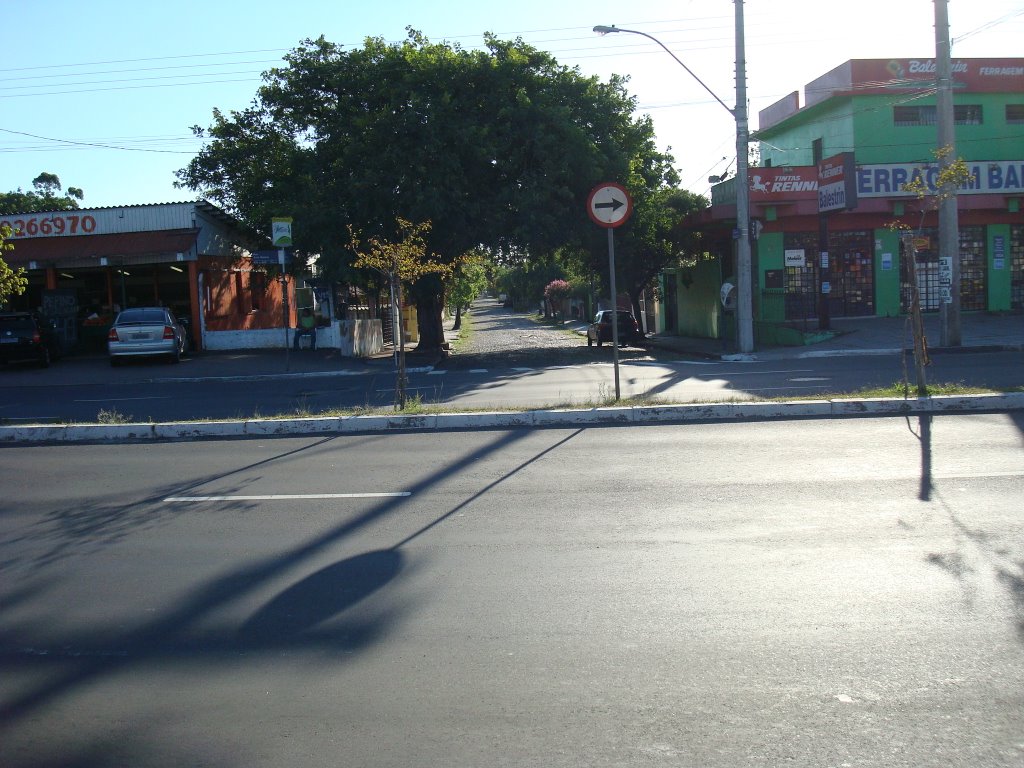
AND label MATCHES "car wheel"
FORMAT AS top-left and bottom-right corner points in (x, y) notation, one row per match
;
(110, 356), (120, 367)
(169, 348), (181, 364)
